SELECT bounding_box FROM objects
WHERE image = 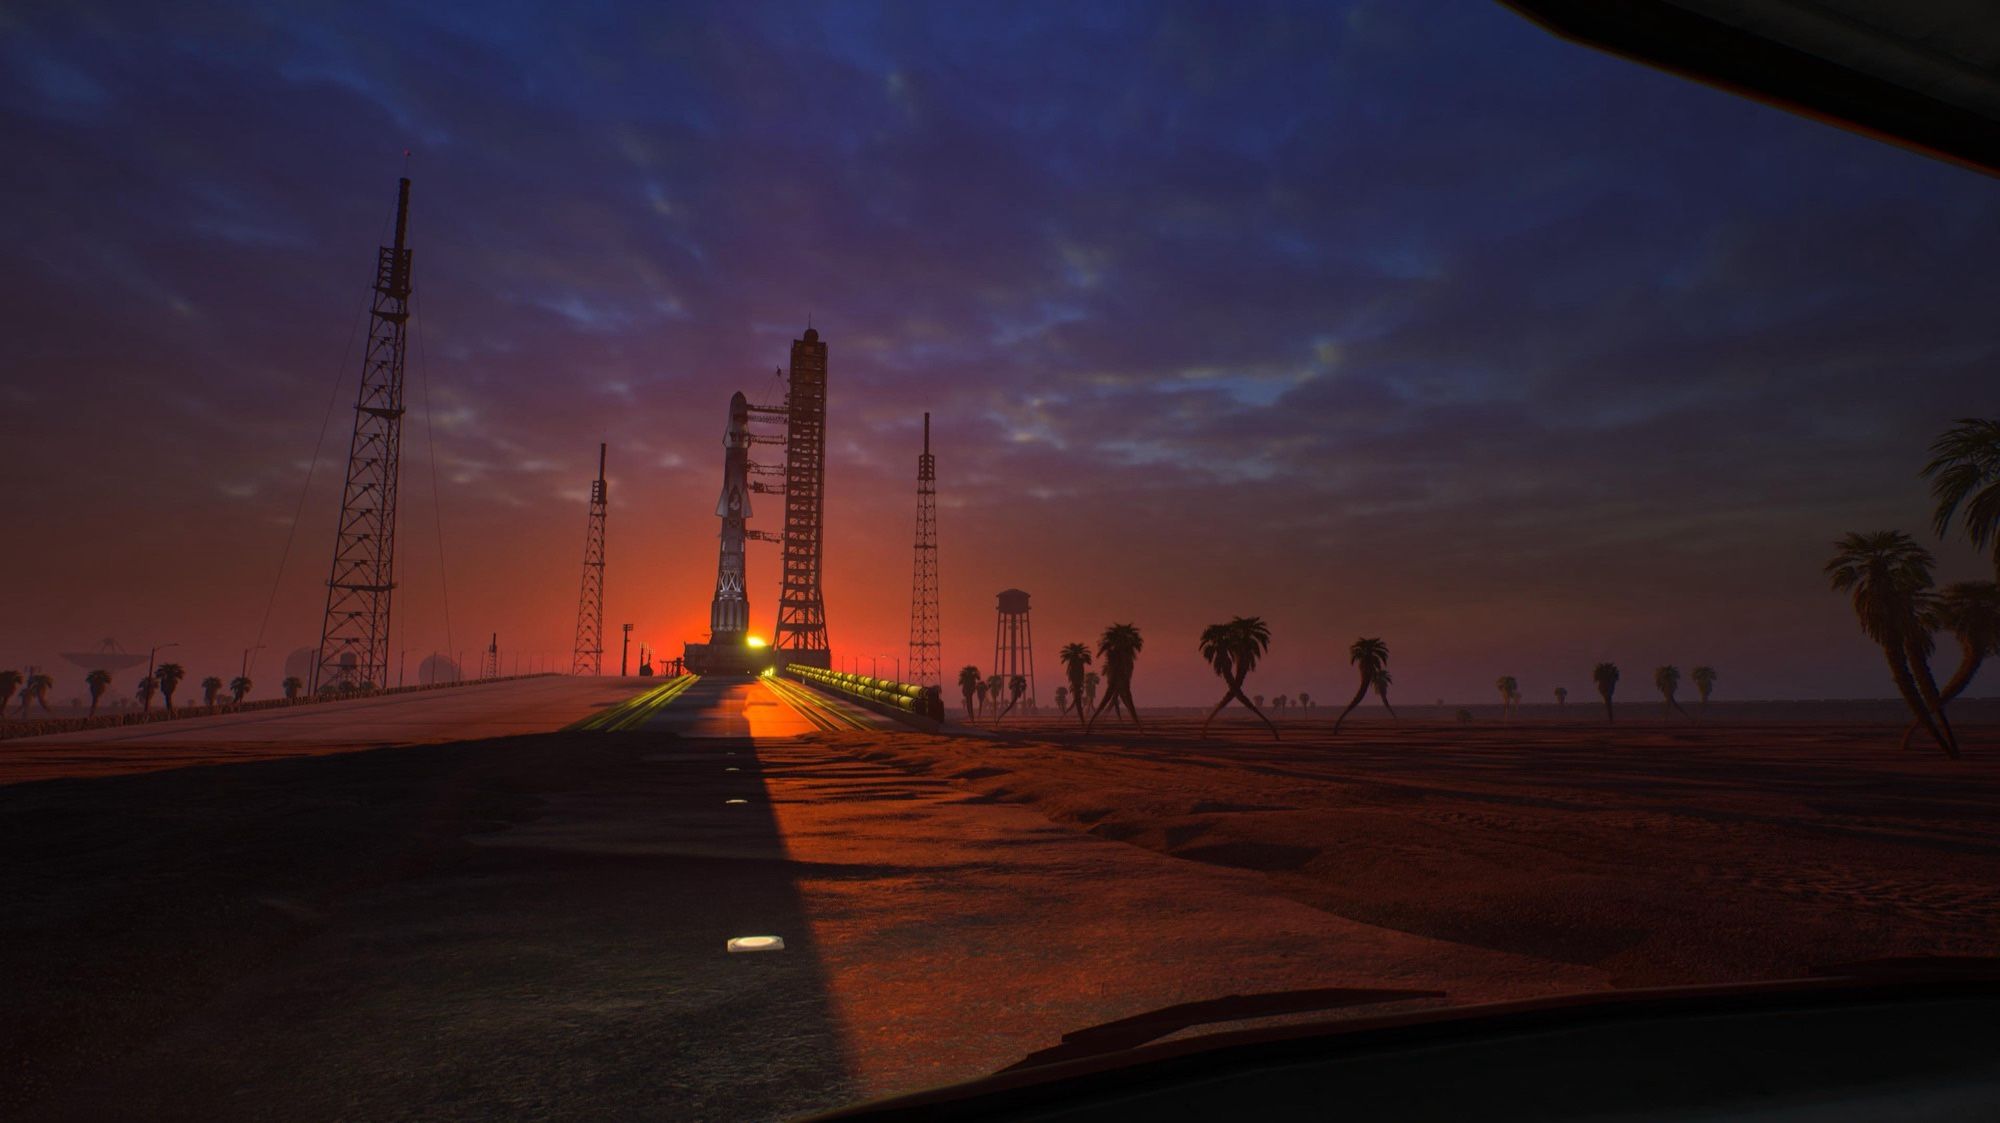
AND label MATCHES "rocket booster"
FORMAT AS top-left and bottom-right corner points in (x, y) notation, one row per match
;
(710, 391), (752, 637)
